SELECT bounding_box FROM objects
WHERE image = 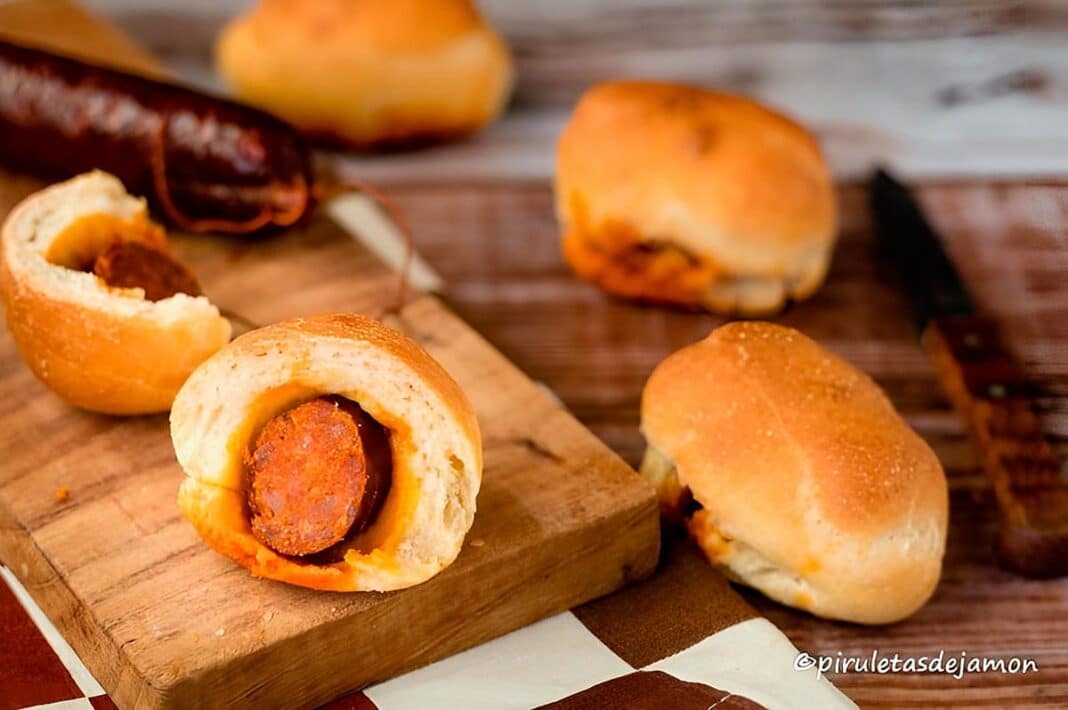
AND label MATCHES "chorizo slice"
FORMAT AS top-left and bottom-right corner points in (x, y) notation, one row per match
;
(245, 396), (391, 557)
(92, 241), (201, 301)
